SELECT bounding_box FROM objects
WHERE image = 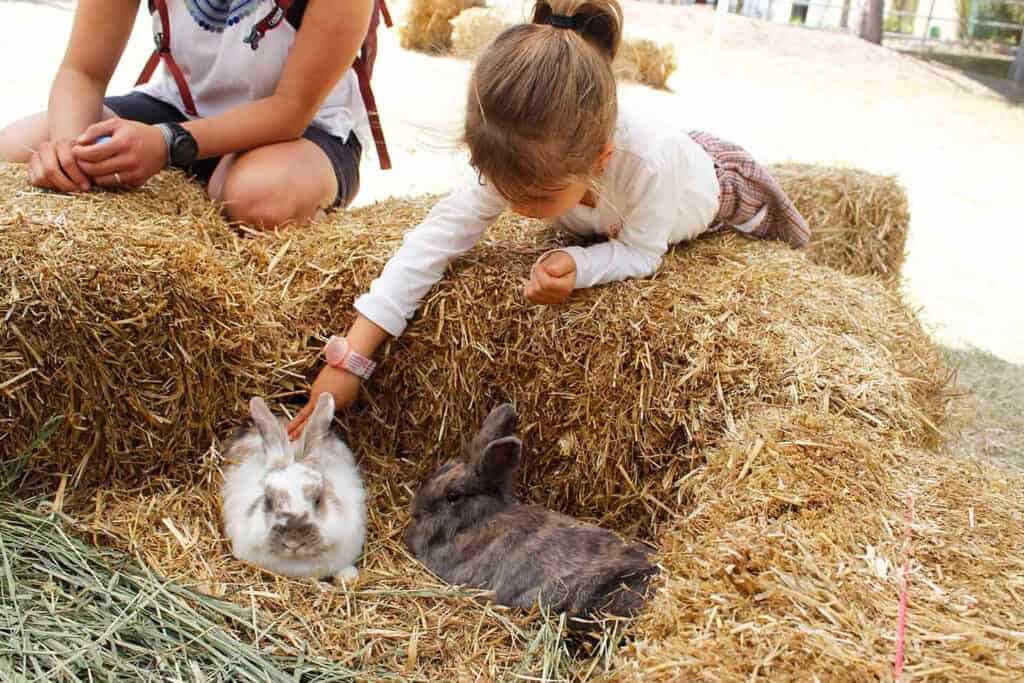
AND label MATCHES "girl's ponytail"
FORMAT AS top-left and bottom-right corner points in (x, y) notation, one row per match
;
(531, 0), (623, 61)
